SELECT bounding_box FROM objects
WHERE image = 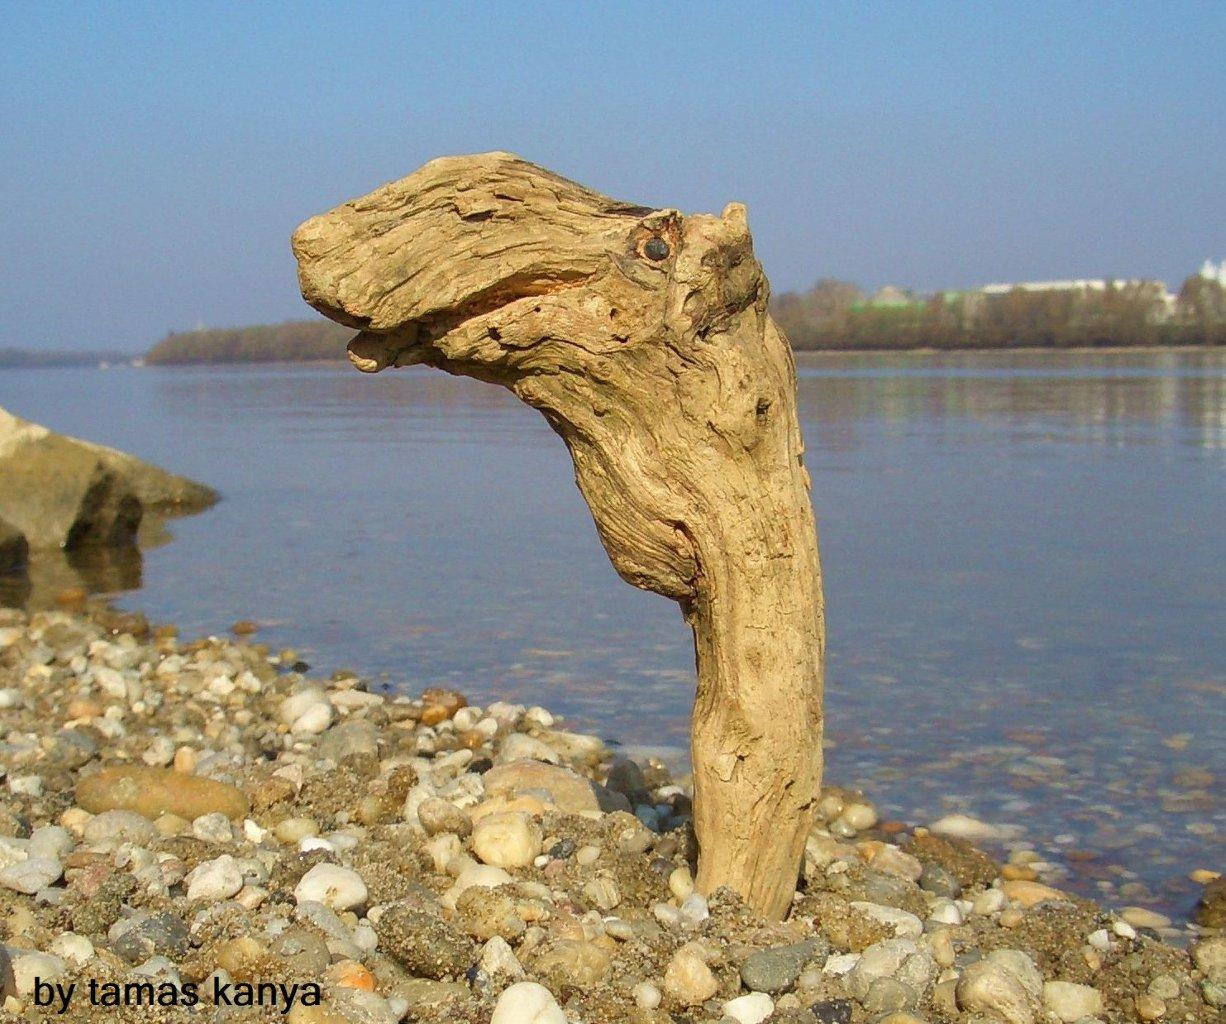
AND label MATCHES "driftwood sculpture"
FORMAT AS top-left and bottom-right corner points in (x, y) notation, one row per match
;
(292, 153), (825, 919)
